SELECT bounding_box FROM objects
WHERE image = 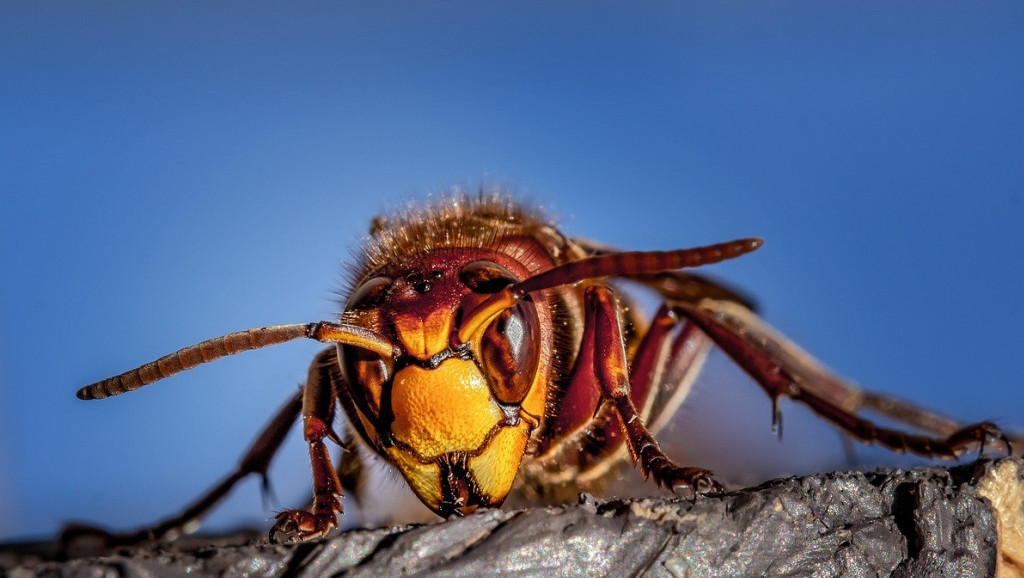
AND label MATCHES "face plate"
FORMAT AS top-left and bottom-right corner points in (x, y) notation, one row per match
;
(339, 245), (555, 515)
